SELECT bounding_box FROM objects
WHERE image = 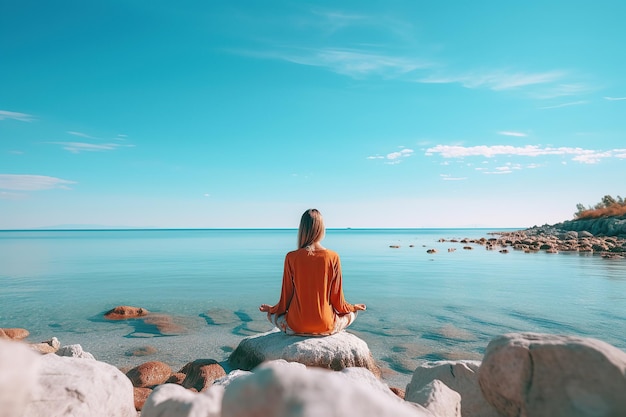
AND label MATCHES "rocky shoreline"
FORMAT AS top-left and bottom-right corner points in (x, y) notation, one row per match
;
(436, 216), (626, 259)
(3, 318), (626, 417)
